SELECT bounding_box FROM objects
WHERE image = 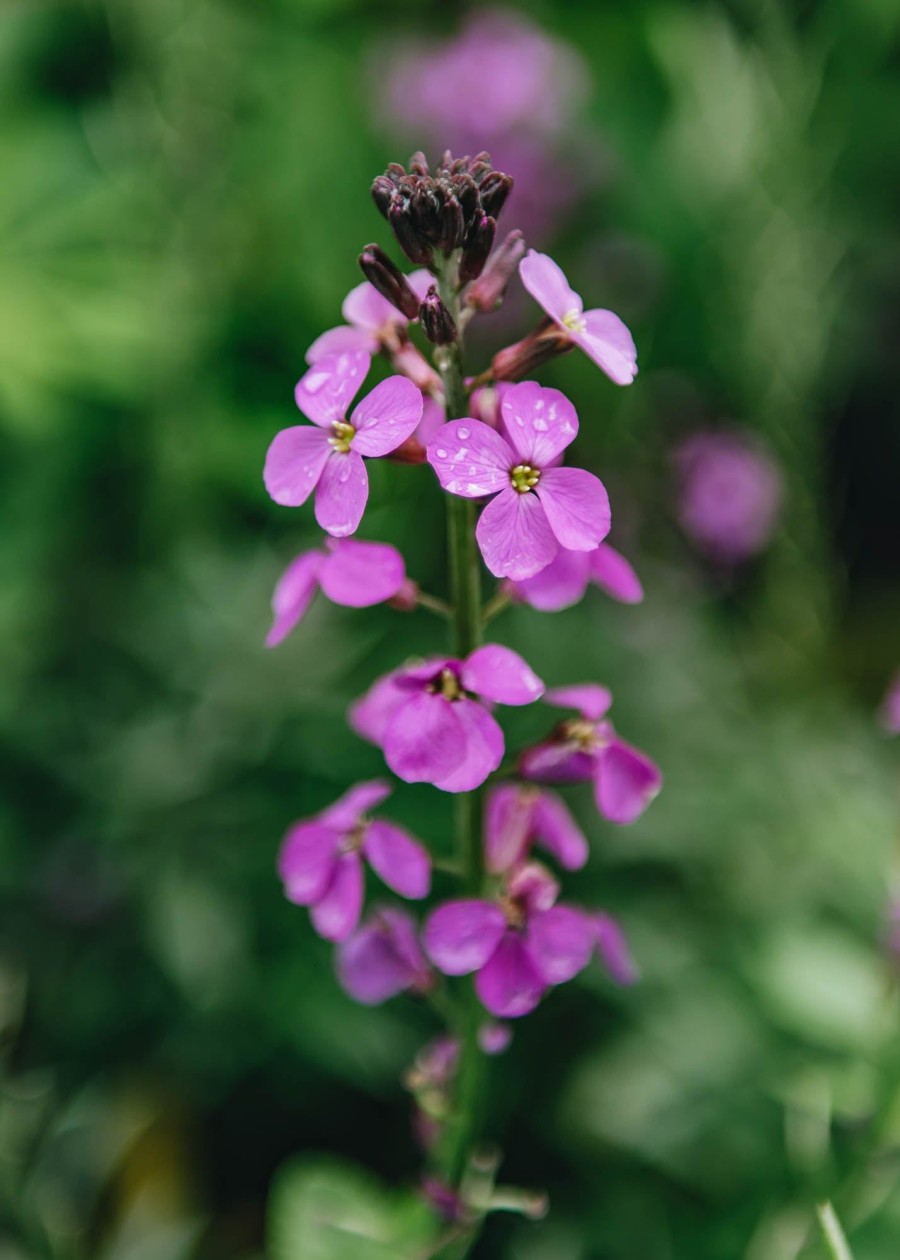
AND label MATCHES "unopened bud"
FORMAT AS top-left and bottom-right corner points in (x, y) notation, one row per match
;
(389, 202), (433, 266)
(419, 286), (457, 345)
(491, 318), (574, 381)
(458, 215), (496, 284)
(358, 244), (421, 319)
(371, 176), (395, 217)
(465, 229), (526, 310)
(478, 171), (513, 219)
